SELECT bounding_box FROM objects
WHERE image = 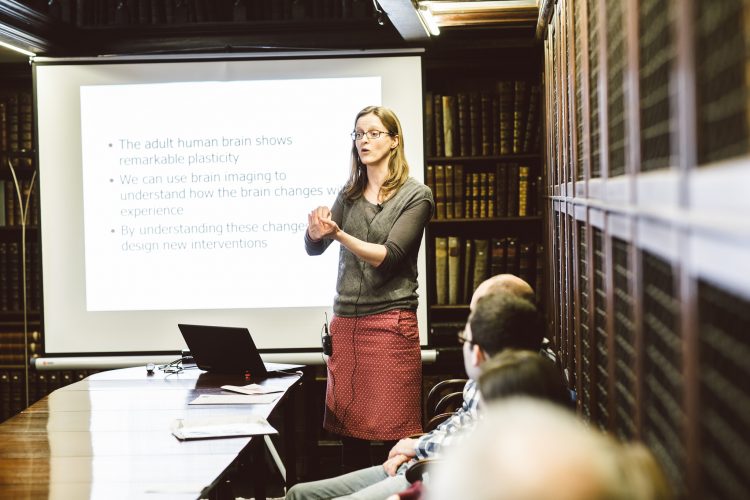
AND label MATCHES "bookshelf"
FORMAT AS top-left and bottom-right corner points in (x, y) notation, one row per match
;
(423, 45), (545, 346)
(540, 0), (750, 498)
(0, 65), (42, 420)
